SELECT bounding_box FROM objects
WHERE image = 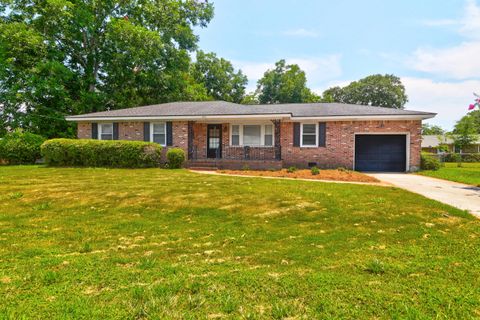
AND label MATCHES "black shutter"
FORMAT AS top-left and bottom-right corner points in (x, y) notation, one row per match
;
(166, 121), (173, 146)
(143, 122), (150, 142)
(293, 123), (300, 147)
(318, 122), (326, 147)
(91, 123), (98, 139)
(113, 123), (119, 140)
